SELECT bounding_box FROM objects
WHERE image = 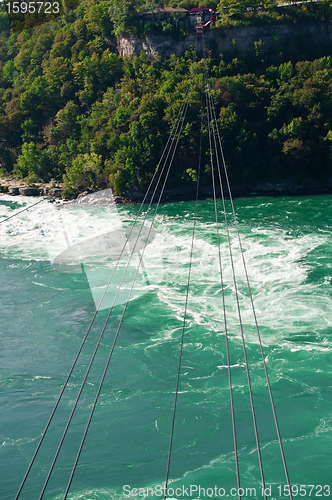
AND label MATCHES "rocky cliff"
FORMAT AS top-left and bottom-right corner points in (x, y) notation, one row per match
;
(118, 22), (332, 58)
